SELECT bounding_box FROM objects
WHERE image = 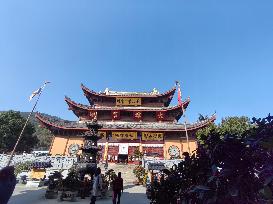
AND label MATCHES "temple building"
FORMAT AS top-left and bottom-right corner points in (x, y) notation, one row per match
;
(36, 84), (216, 163)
